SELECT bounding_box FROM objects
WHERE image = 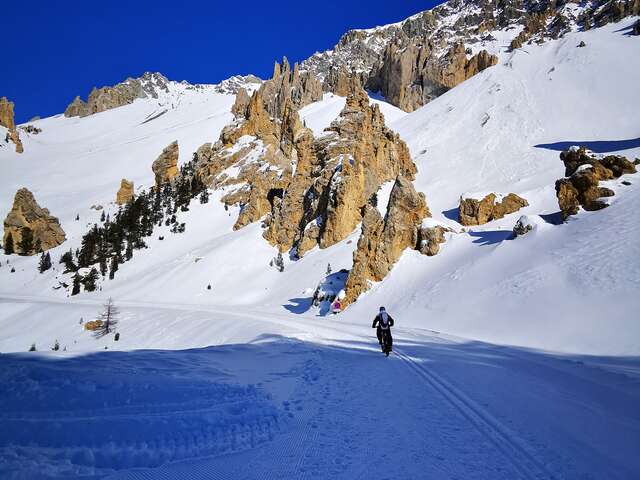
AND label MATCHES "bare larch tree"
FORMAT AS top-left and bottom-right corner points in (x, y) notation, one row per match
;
(94, 297), (120, 339)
